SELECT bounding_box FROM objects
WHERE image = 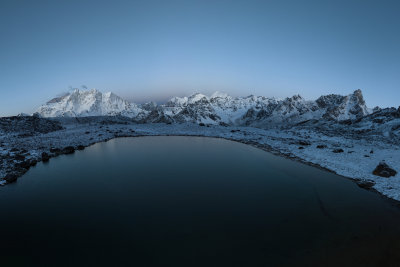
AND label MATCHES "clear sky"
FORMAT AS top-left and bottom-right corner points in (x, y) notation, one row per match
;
(0, 0), (399, 116)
